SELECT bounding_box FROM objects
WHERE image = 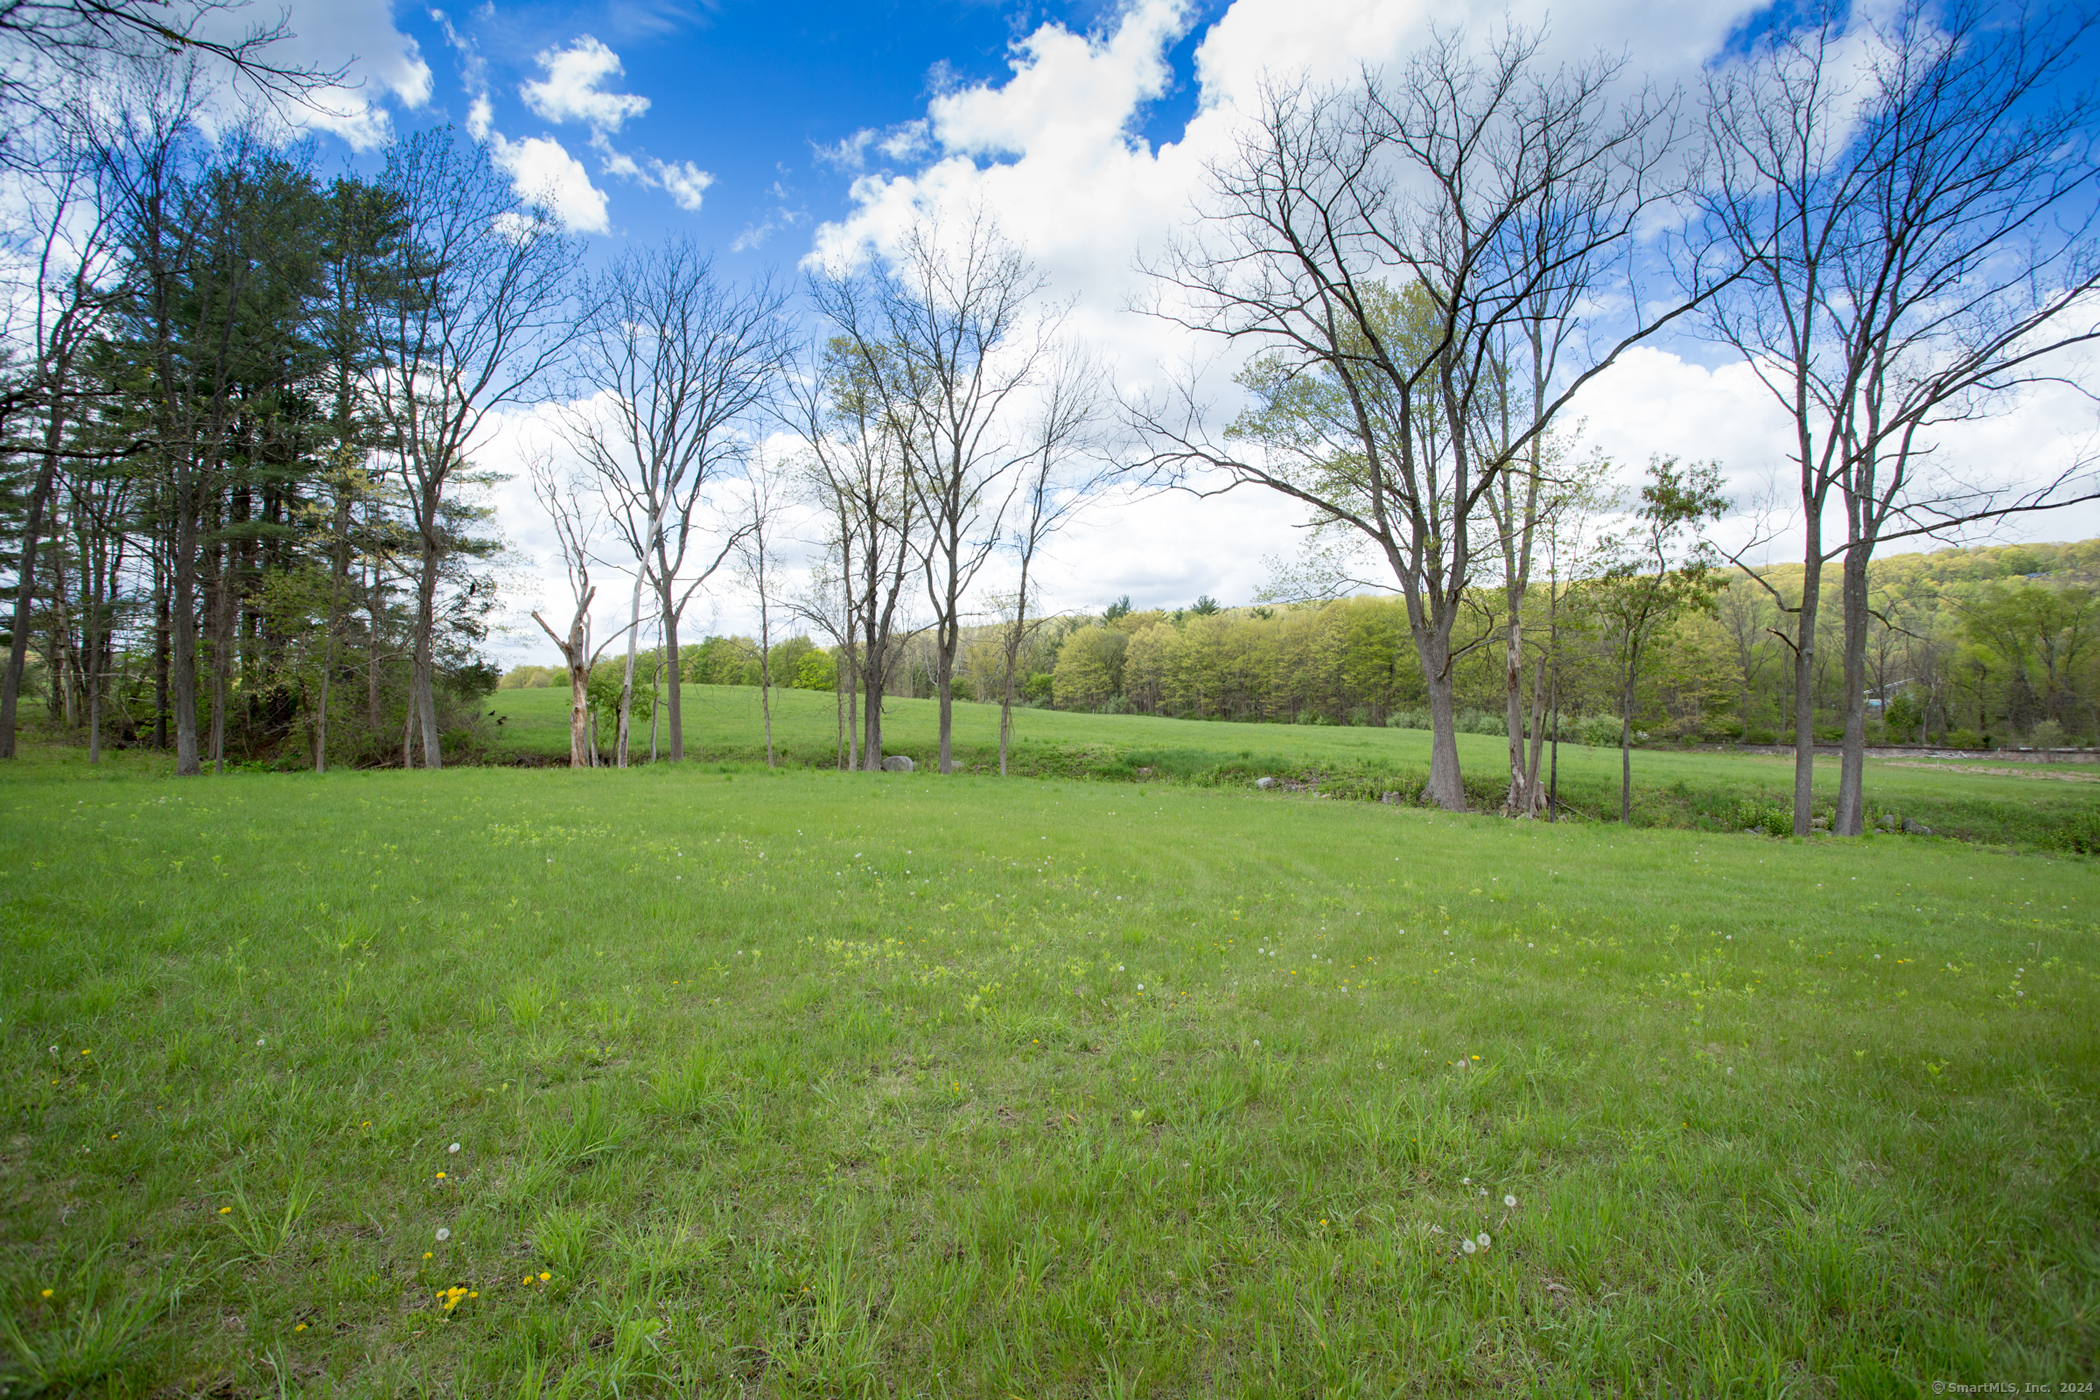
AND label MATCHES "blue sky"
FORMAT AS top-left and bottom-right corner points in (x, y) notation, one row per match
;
(276, 0), (2100, 652)
(358, 0), (1226, 268)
